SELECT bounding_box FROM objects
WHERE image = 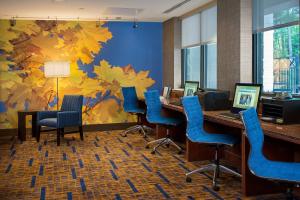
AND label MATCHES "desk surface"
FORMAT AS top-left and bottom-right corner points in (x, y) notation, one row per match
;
(162, 101), (300, 145)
